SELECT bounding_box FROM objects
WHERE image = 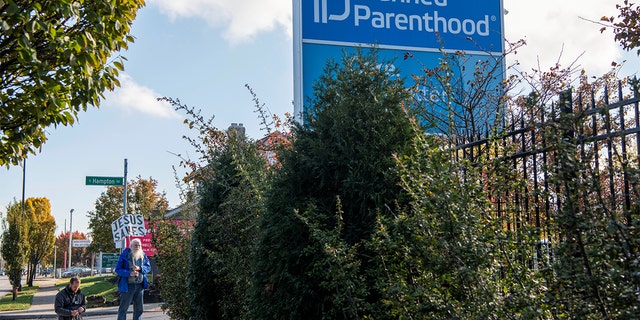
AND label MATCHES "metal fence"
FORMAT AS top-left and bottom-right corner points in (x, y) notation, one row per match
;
(455, 81), (640, 237)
